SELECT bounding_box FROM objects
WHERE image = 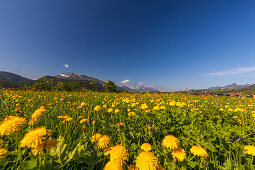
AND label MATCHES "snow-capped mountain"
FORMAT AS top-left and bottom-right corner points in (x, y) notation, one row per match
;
(58, 72), (95, 80)
(57, 72), (104, 84)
